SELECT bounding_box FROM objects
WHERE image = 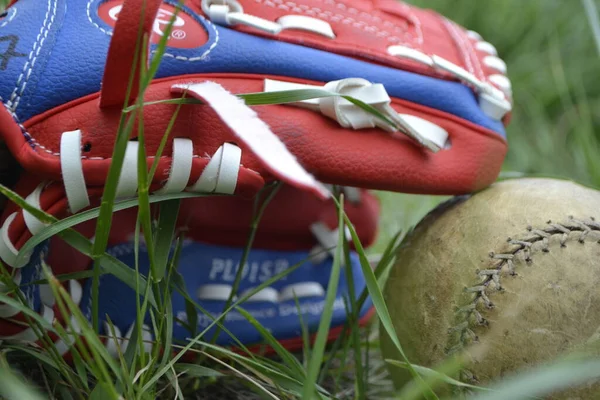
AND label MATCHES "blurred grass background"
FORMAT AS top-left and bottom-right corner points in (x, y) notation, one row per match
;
(372, 0), (600, 253)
